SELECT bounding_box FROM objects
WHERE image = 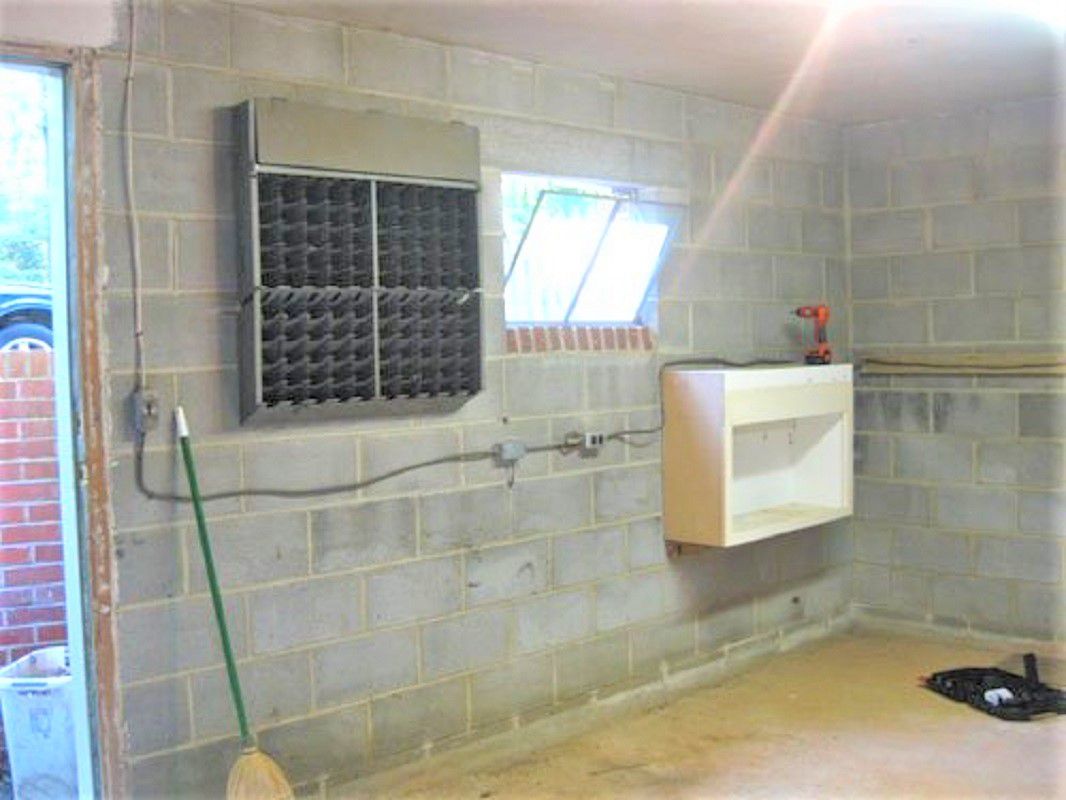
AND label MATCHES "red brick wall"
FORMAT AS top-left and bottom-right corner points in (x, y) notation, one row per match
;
(0, 352), (66, 670)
